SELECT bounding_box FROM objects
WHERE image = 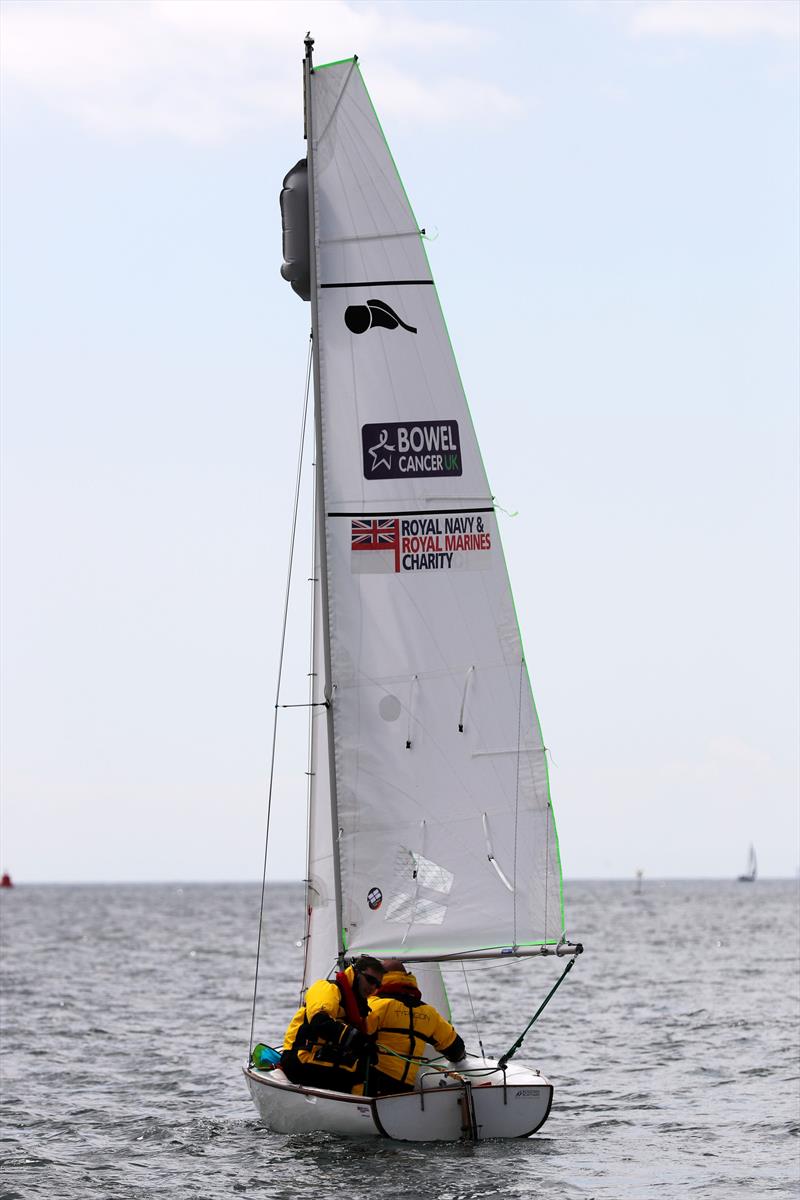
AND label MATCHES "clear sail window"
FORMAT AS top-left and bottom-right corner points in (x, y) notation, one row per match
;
(394, 848), (454, 896)
(384, 892), (448, 925)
